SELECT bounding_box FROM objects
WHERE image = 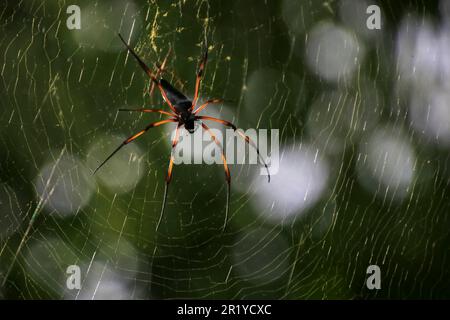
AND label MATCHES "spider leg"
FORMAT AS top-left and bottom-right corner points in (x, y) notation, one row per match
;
(193, 98), (225, 114)
(196, 115), (271, 183)
(118, 34), (178, 114)
(201, 123), (230, 232)
(118, 108), (176, 117)
(157, 123), (182, 232)
(149, 46), (172, 96)
(191, 39), (208, 109)
(93, 118), (177, 175)
(118, 33), (158, 81)
(152, 46), (187, 93)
